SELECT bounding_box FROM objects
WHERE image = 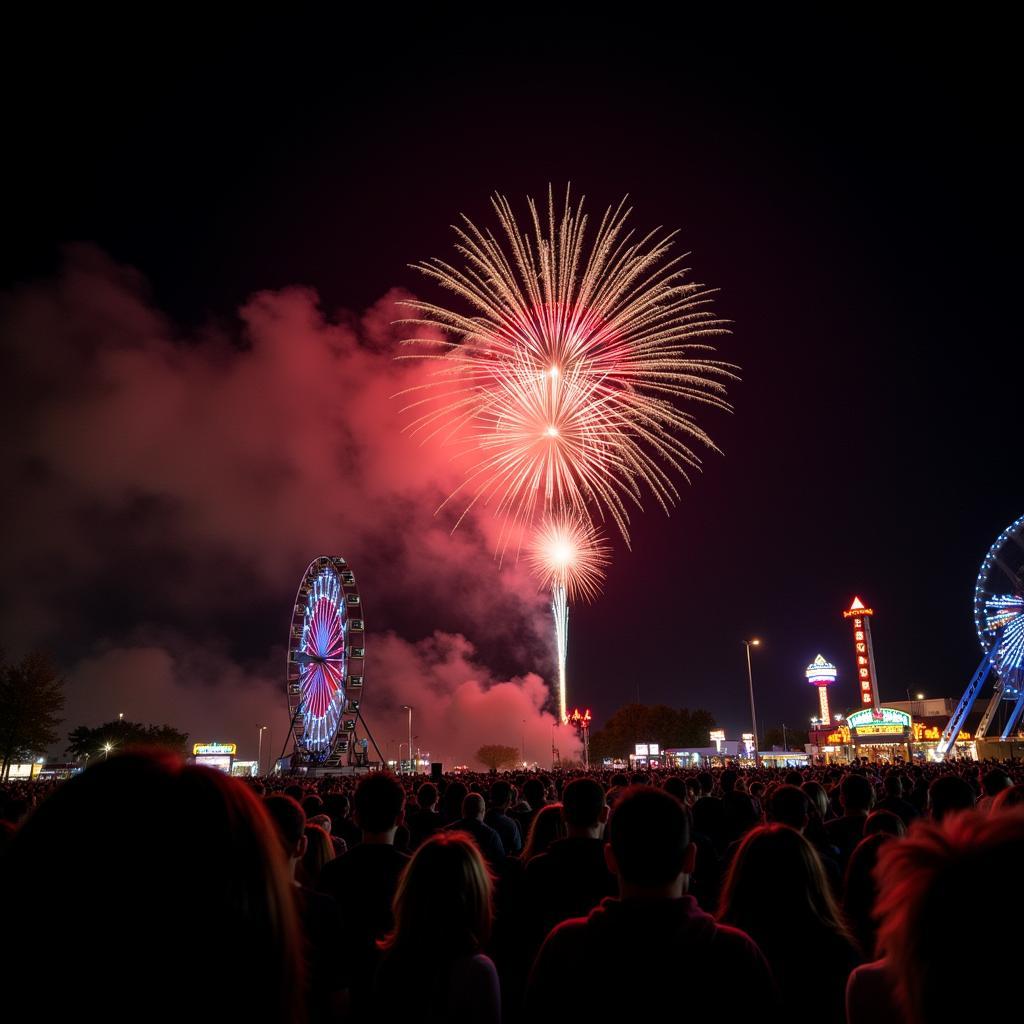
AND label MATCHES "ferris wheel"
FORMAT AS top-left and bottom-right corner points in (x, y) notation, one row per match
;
(939, 513), (1024, 755)
(286, 556), (366, 768)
